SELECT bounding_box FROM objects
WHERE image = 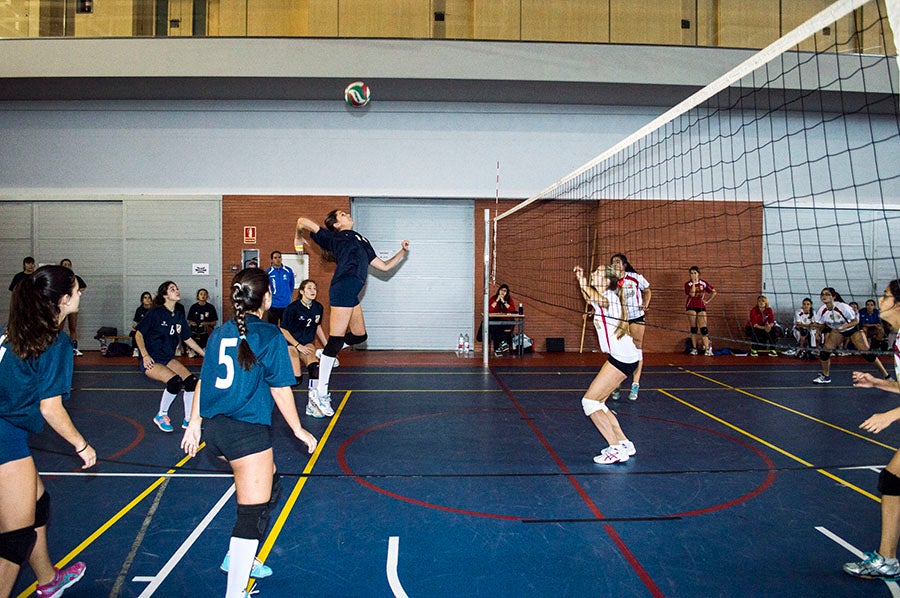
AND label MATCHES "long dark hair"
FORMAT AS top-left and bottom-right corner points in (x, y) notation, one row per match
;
(603, 265), (629, 339)
(821, 287), (845, 303)
(318, 209), (344, 263)
(610, 253), (637, 273)
(6, 265), (76, 359)
(153, 280), (177, 307)
(491, 283), (512, 302)
(231, 268), (269, 371)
